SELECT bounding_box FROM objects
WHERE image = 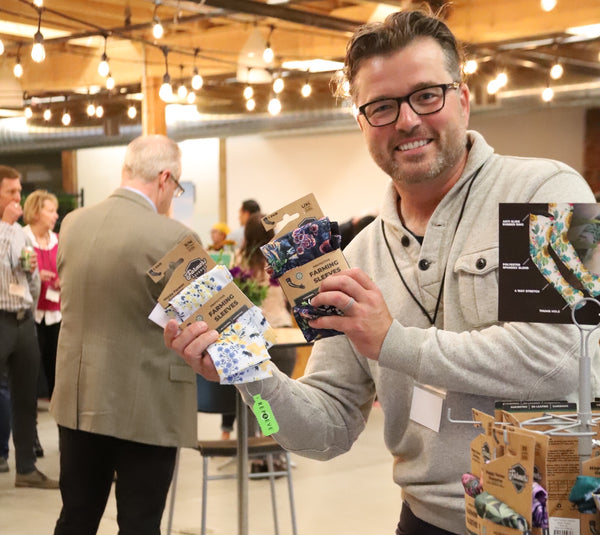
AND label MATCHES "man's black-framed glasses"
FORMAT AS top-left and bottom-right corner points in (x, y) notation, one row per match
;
(358, 82), (461, 127)
(166, 172), (185, 198)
